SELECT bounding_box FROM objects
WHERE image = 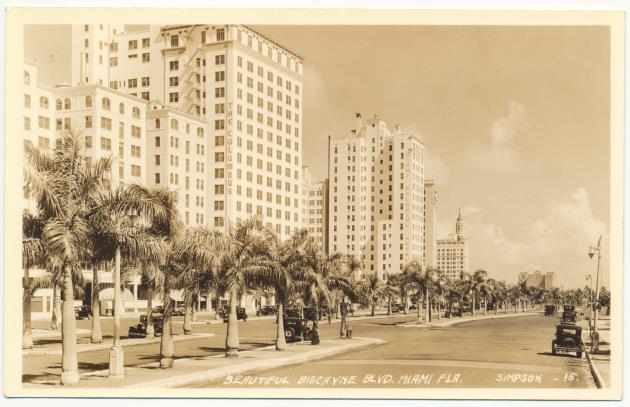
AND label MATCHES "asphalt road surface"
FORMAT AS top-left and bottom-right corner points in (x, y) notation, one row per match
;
(184, 313), (596, 389)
